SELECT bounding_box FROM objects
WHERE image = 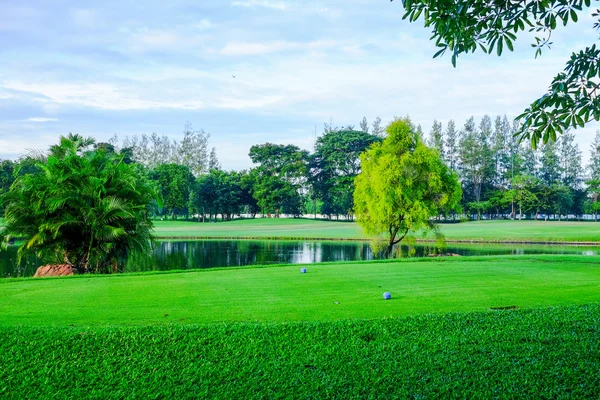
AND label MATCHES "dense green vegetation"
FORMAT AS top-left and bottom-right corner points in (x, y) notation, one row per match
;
(2, 255), (599, 325)
(355, 118), (461, 253)
(395, 0), (600, 146)
(2, 304), (599, 398)
(0, 135), (155, 273)
(152, 219), (600, 242)
(3, 124), (599, 226)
